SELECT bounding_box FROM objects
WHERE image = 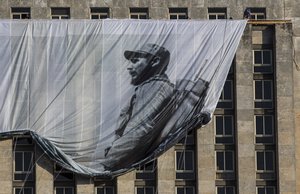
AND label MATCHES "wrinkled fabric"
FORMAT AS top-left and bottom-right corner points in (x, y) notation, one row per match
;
(0, 19), (247, 177)
(103, 74), (174, 170)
